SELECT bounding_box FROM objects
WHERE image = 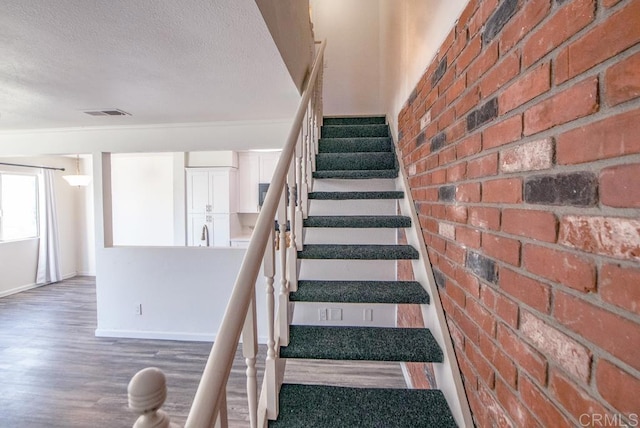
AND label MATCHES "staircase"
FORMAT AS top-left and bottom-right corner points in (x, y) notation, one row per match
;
(268, 116), (464, 427)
